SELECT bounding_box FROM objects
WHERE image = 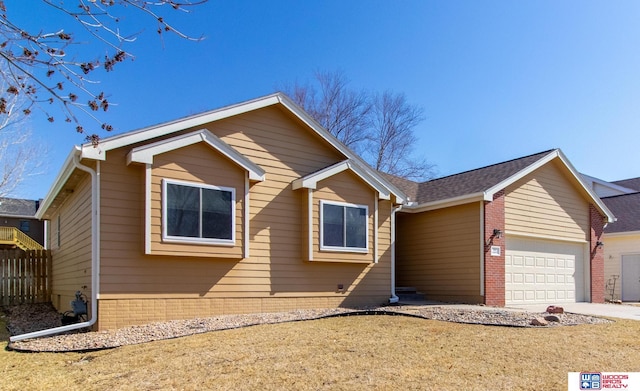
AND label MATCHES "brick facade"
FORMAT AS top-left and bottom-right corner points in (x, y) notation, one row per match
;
(589, 204), (605, 303)
(484, 190), (505, 306)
